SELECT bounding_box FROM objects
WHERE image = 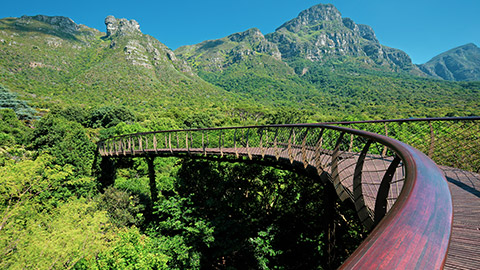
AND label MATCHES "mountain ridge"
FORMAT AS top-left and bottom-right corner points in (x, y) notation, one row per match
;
(176, 27), (284, 72)
(0, 14), (235, 110)
(418, 43), (480, 81)
(175, 3), (426, 80)
(0, 6), (479, 120)
(263, 3), (421, 75)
